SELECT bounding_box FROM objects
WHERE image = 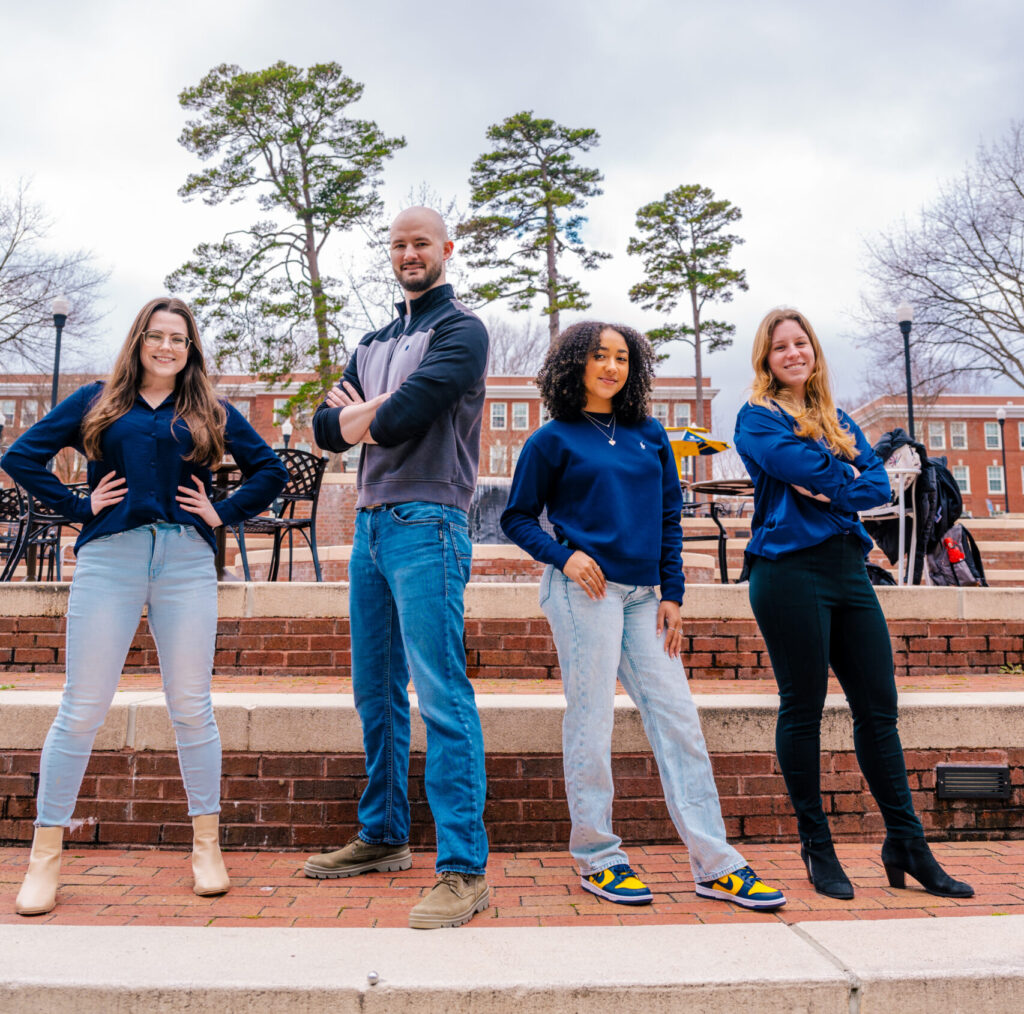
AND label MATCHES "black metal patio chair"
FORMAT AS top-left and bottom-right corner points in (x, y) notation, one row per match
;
(231, 449), (328, 582)
(680, 499), (730, 584)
